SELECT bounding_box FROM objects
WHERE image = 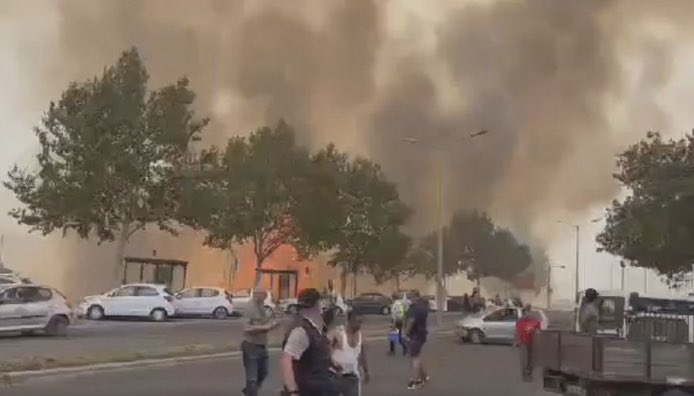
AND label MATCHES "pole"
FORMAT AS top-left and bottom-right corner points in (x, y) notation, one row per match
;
(643, 268), (648, 294)
(574, 225), (580, 297)
(546, 265), (552, 309)
(620, 263), (626, 291)
(609, 264), (614, 289)
(435, 155), (444, 327)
